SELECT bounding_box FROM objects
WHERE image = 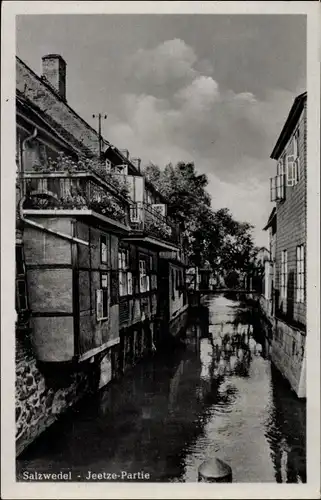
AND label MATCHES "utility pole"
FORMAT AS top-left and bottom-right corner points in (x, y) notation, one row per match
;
(92, 113), (107, 160)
